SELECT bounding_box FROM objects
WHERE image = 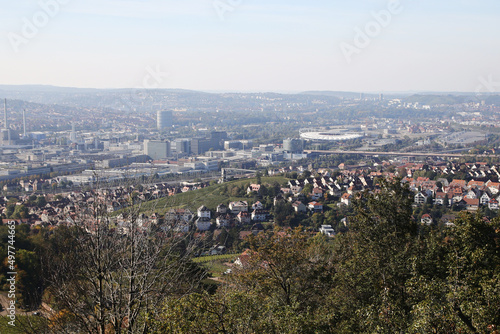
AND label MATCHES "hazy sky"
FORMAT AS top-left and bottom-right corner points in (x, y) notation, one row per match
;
(1, 0), (499, 93)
